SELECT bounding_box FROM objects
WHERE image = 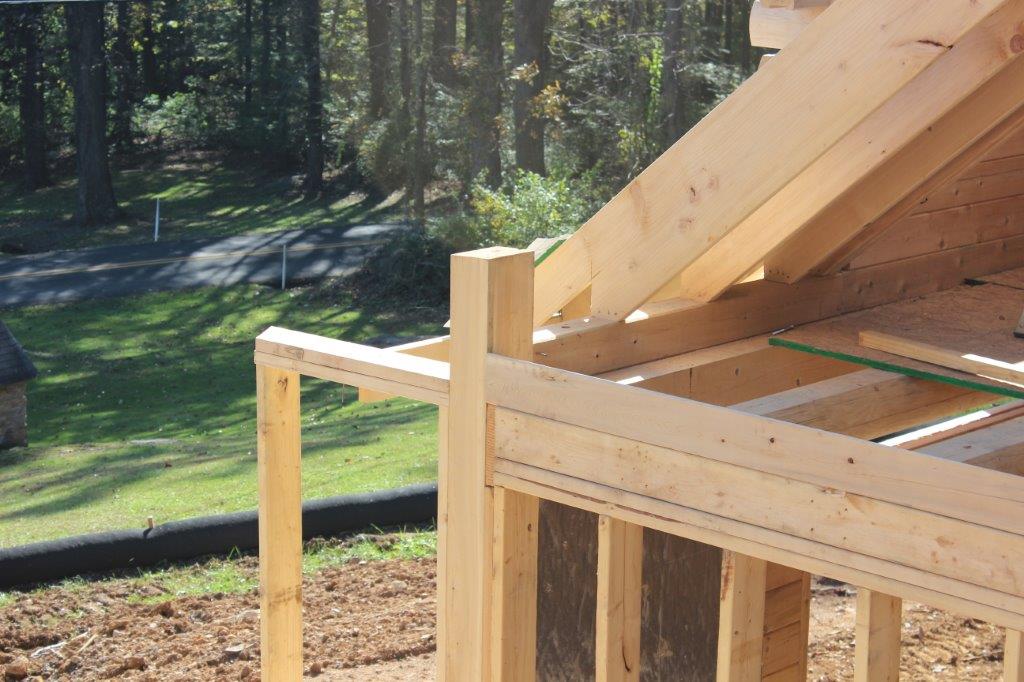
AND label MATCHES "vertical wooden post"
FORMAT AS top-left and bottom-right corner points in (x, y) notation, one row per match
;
(596, 515), (643, 682)
(440, 247), (537, 682)
(256, 364), (303, 682)
(717, 551), (767, 682)
(854, 589), (902, 682)
(761, 564), (811, 680)
(1005, 630), (1024, 681)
